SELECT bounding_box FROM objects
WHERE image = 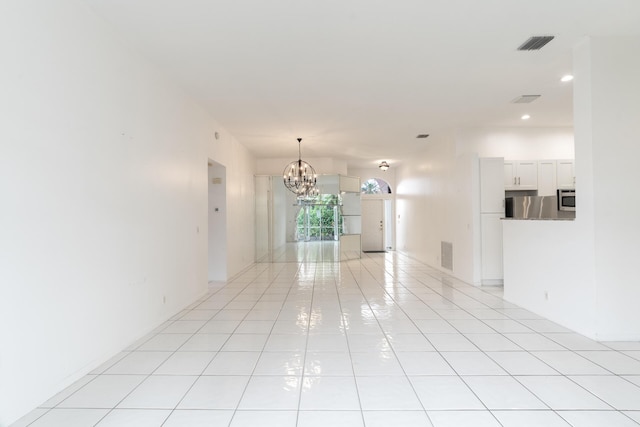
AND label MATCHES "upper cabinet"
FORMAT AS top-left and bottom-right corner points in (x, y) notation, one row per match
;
(557, 160), (576, 189)
(504, 160), (538, 190)
(504, 159), (575, 192)
(537, 160), (558, 196)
